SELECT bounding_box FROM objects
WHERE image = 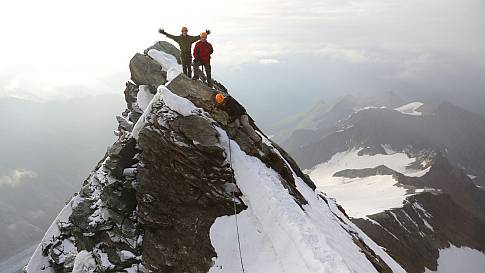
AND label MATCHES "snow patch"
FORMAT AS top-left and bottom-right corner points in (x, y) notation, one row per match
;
(132, 92), (161, 139)
(136, 85), (154, 112)
(159, 85), (200, 116)
(320, 175), (408, 218)
(72, 251), (96, 273)
(307, 148), (430, 218)
(147, 49), (182, 82)
(354, 106), (386, 112)
(468, 174), (477, 180)
(382, 144), (397, 155)
(413, 202), (432, 218)
(422, 217), (434, 231)
(119, 250), (137, 262)
(390, 211), (411, 233)
(424, 246), (485, 273)
(95, 249), (115, 270)
(394, 102), (424, 116)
